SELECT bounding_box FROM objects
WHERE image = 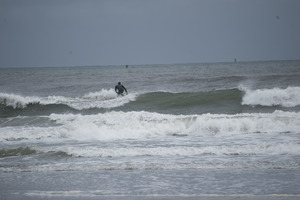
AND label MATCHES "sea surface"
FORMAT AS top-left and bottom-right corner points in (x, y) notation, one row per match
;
(0, 60), (300, 200)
